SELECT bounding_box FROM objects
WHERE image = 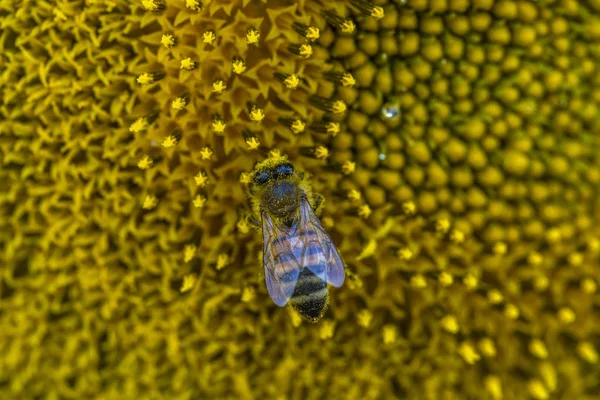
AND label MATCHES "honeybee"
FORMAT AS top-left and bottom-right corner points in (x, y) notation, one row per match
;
(247, 157), (345, 322)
